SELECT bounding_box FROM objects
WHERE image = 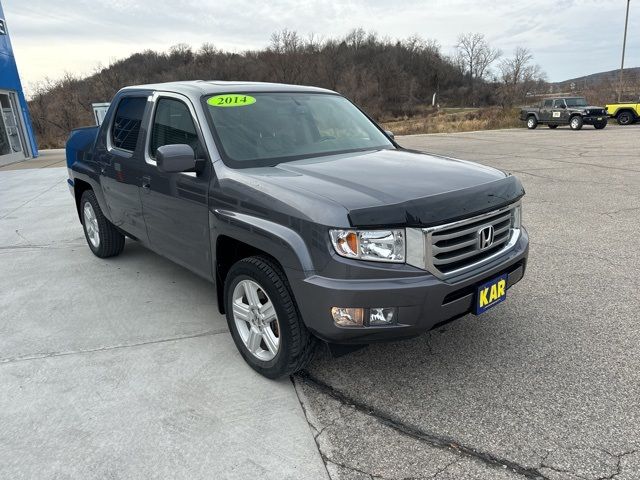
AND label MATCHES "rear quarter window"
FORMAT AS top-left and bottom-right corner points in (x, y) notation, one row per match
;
(111, 97), (147, 151)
